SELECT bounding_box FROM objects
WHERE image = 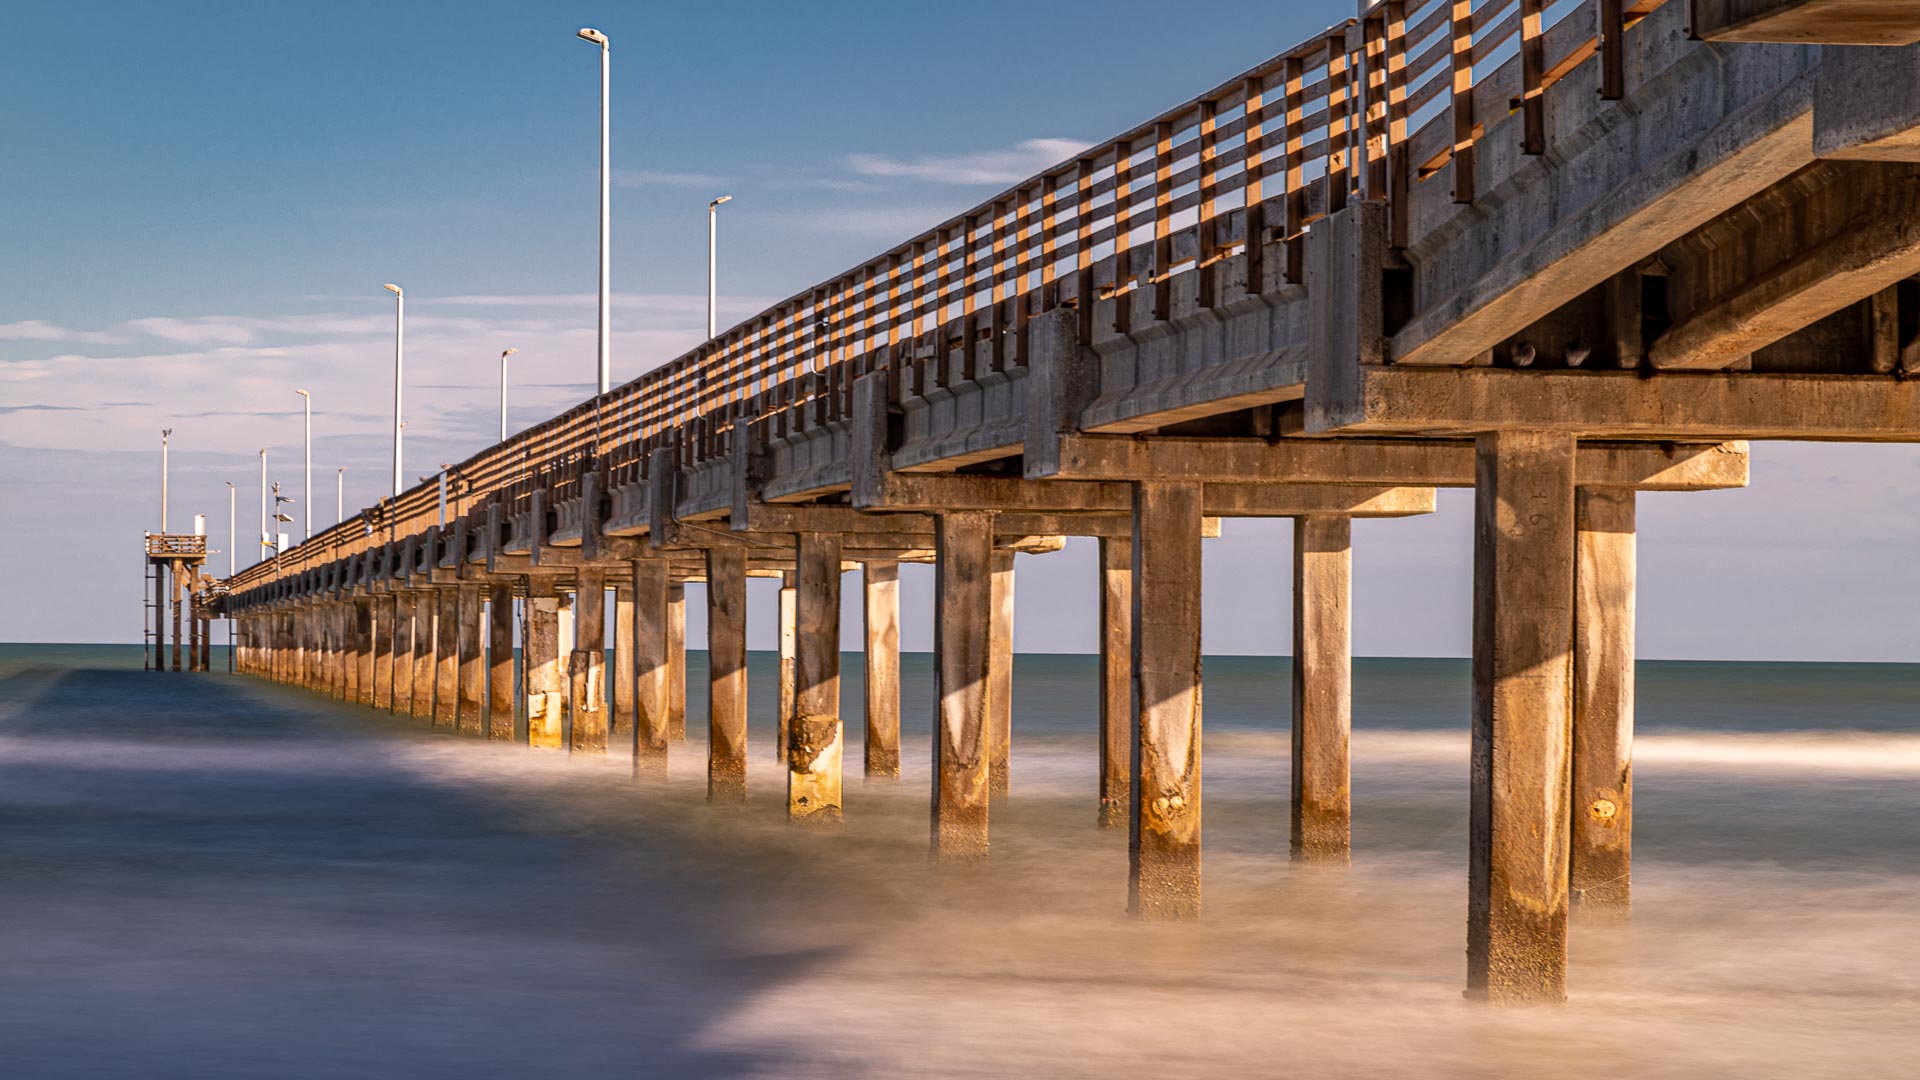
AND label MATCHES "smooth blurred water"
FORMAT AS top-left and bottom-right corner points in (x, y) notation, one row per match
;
(3, 644), (1917, 1077)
